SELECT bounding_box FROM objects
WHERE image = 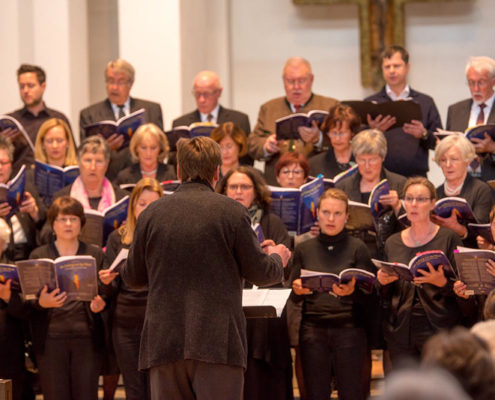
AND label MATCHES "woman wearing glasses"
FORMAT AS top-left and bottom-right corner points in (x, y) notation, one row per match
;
(336, 129), (406, 259)
(275, 152), (309, 189)
(432, 135), (493, 247)
(217, 166), (290, 253)
(377, 177), (462, 367)
(309, 103), (360, 179)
